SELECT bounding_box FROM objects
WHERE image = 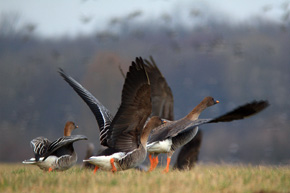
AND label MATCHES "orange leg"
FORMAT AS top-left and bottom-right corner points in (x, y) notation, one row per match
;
(148, 154), (154, 172)
(48, 167), (53, 172)
(148, 156), (159, 172)
(93, 166), (99, 174)
(110, 158), (117, 173)
(153, 156), (159, 170)
(163, 157), (171, 173)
